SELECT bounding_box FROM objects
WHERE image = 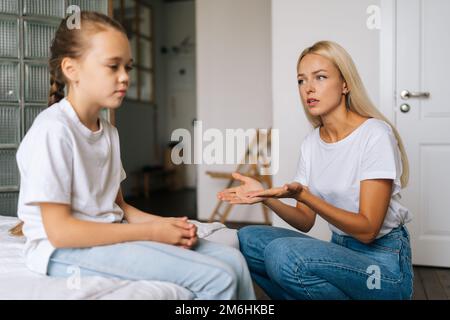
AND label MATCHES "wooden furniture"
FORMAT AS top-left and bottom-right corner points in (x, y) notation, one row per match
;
(206, 129), (273, 224)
